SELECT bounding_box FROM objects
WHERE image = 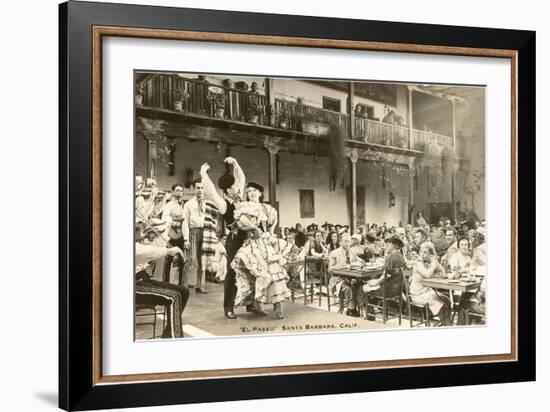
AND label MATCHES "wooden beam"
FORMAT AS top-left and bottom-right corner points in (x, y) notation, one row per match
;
(265, 78), (275, 127)
(451, 99), (457, 223)
(266, 145), (279, 207)
(348, 82), (355, 139)
(407, 86), (413, 149)
(349, 149), (359, 232)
